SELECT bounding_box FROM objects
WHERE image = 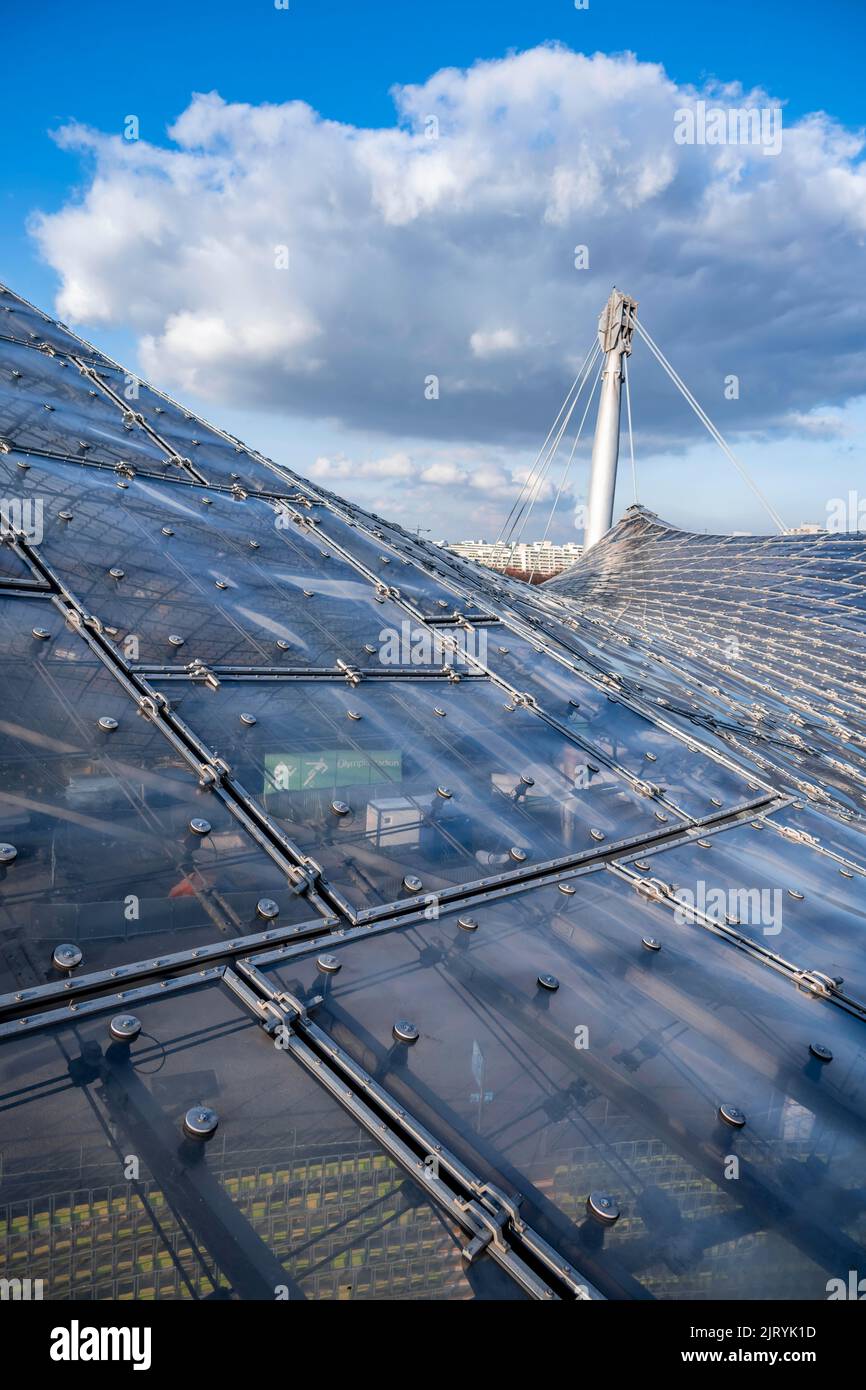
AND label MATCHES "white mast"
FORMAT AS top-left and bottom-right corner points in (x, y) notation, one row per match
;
(583, 288), (637, 550)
